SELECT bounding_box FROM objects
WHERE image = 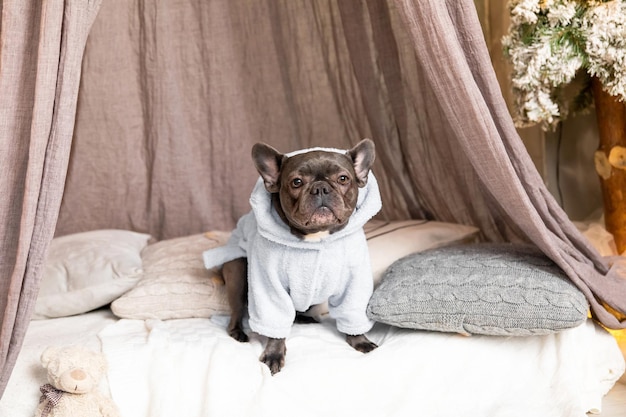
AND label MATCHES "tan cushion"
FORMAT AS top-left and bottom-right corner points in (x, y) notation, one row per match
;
(111, 231), (230, 320)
